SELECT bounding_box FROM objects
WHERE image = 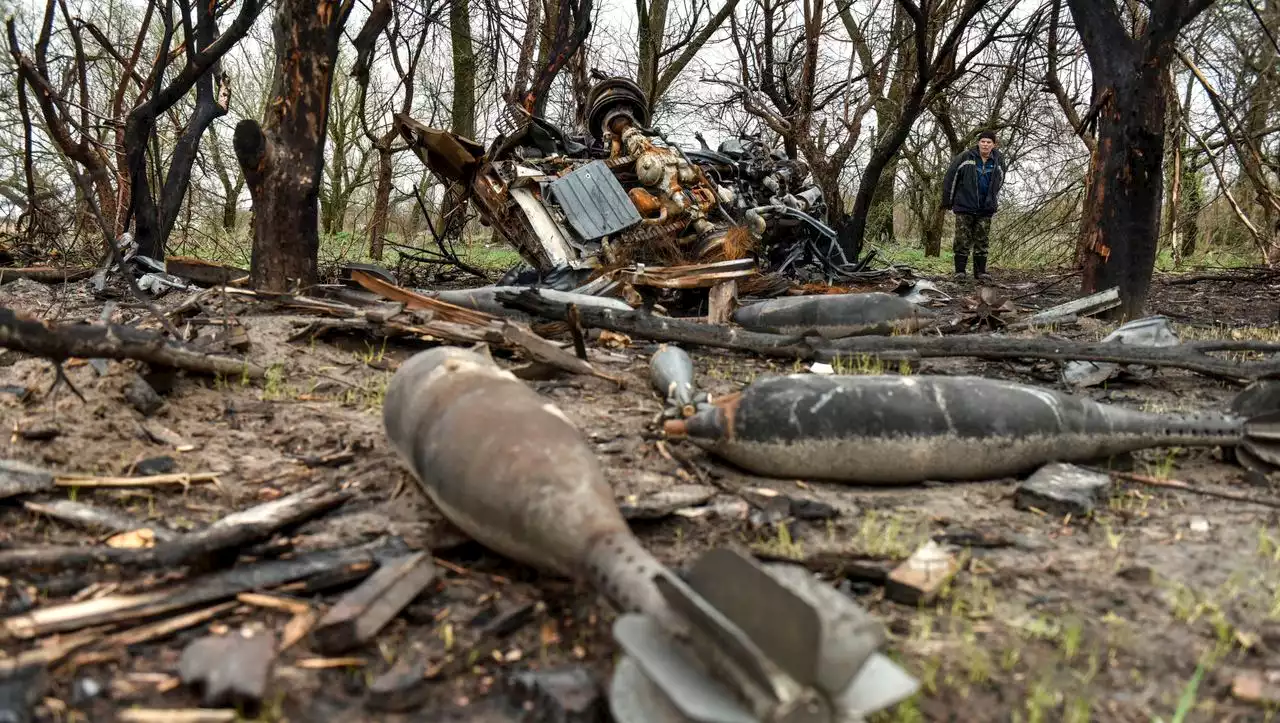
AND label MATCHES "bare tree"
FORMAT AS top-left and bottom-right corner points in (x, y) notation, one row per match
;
(636, 0), (741, 116)
(842, 0), (1019, 251)
(121, 0), (264, 259)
